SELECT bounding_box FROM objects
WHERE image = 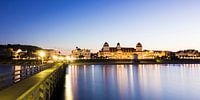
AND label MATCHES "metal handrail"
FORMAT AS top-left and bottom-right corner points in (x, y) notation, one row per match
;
(0, 63), (66, 100)
(0, 63), (53, 90)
